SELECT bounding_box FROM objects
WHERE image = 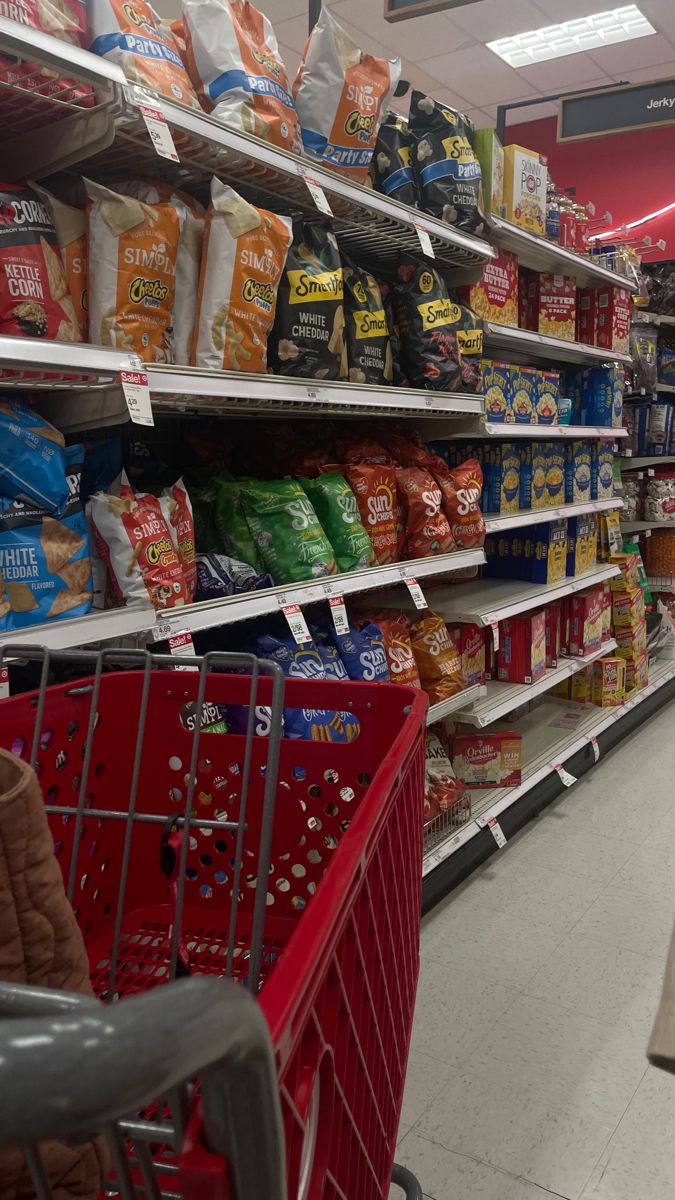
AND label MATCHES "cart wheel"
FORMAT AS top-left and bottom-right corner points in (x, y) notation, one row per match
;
(391, 1162), (424, 1199)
